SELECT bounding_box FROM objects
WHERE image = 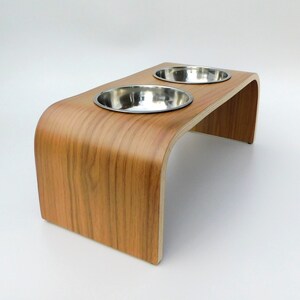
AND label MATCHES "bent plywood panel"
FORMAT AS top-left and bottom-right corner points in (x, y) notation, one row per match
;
(35, 62), (259, 264)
